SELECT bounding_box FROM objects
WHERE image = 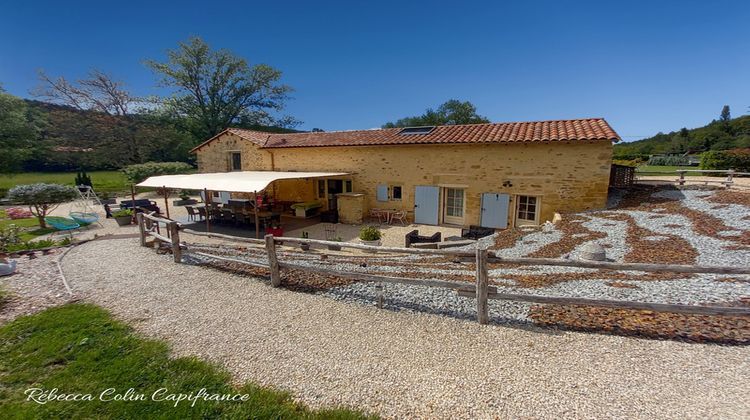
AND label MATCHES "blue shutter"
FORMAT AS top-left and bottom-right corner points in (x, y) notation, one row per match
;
(376, 184), (389, 202)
